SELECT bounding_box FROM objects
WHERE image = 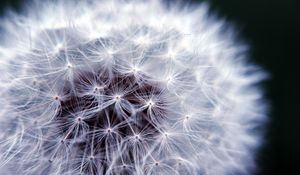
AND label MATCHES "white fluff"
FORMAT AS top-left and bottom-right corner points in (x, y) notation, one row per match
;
(0, 0), (267, 174)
